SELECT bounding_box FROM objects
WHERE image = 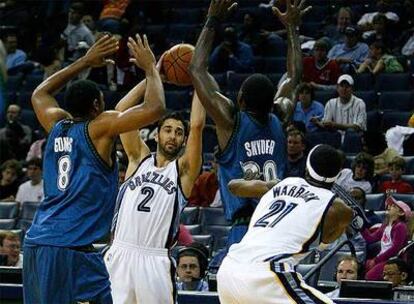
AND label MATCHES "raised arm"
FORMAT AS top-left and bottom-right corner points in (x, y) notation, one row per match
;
(273, 0), (310, 123)
(179, 91), (206, 198)
(321, 198), (353, 244)
(114, 79), (150, 178)
(32, 35), (119, 132)
(188, 0), (237, 150)
(228, 178), (280, 198)
(90, 34), (166, 138)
